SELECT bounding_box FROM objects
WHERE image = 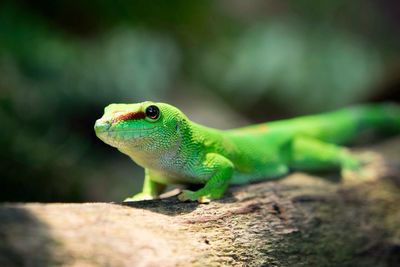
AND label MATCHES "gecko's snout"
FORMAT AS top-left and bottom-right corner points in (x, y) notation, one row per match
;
(94, 119), (111, 133)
